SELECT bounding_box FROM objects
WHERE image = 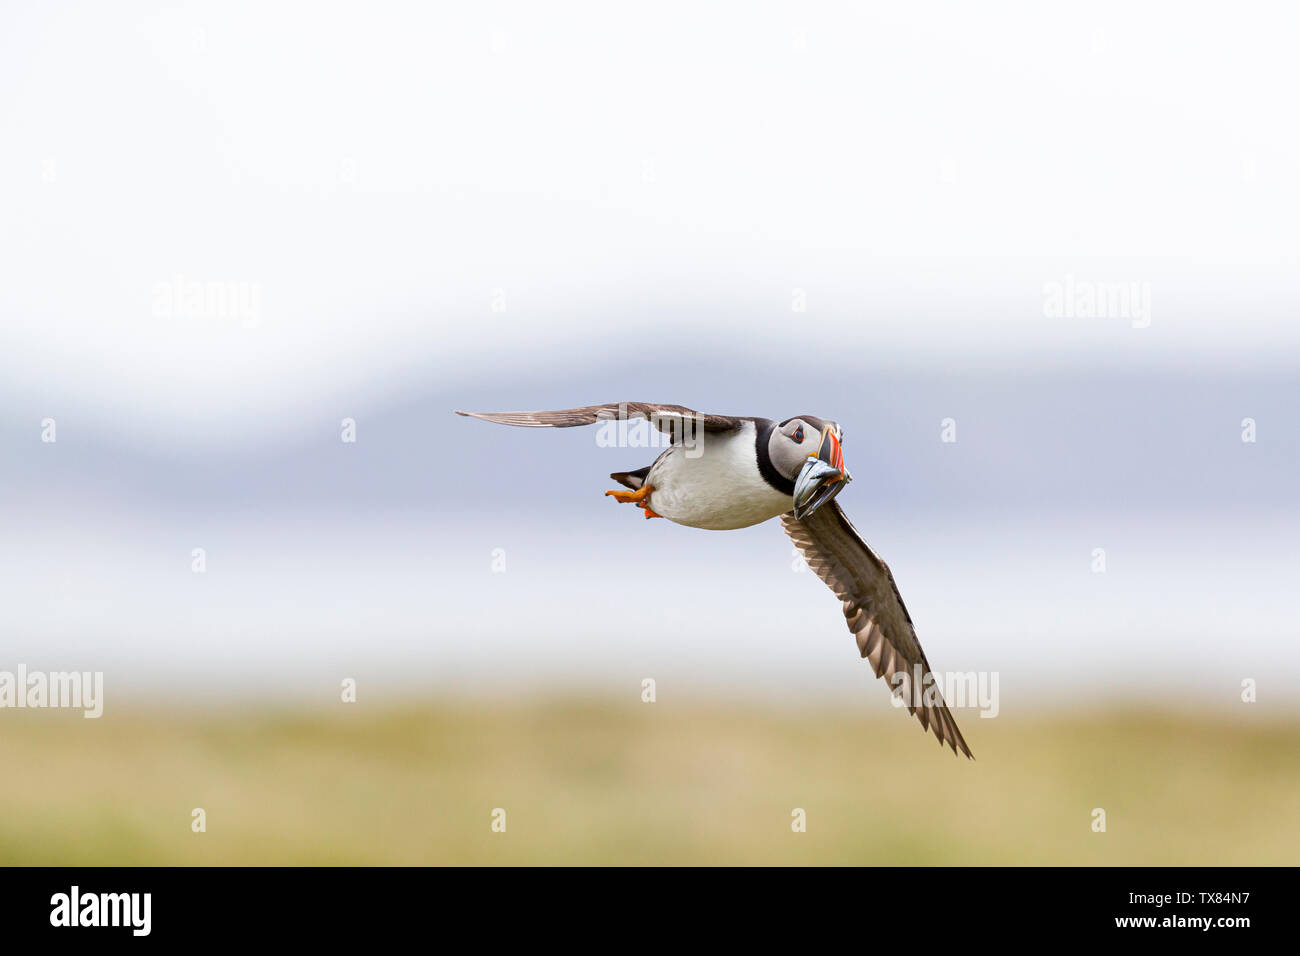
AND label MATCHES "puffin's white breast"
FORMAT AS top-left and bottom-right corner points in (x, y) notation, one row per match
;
(644, 421), (793, 530)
